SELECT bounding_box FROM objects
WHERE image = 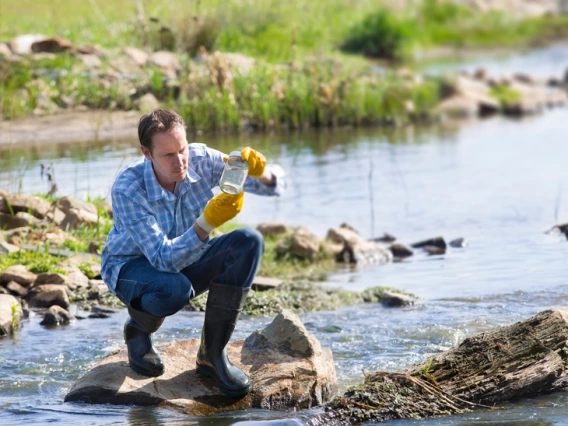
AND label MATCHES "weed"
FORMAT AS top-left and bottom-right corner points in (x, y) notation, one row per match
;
(9, 302), (20, 337)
